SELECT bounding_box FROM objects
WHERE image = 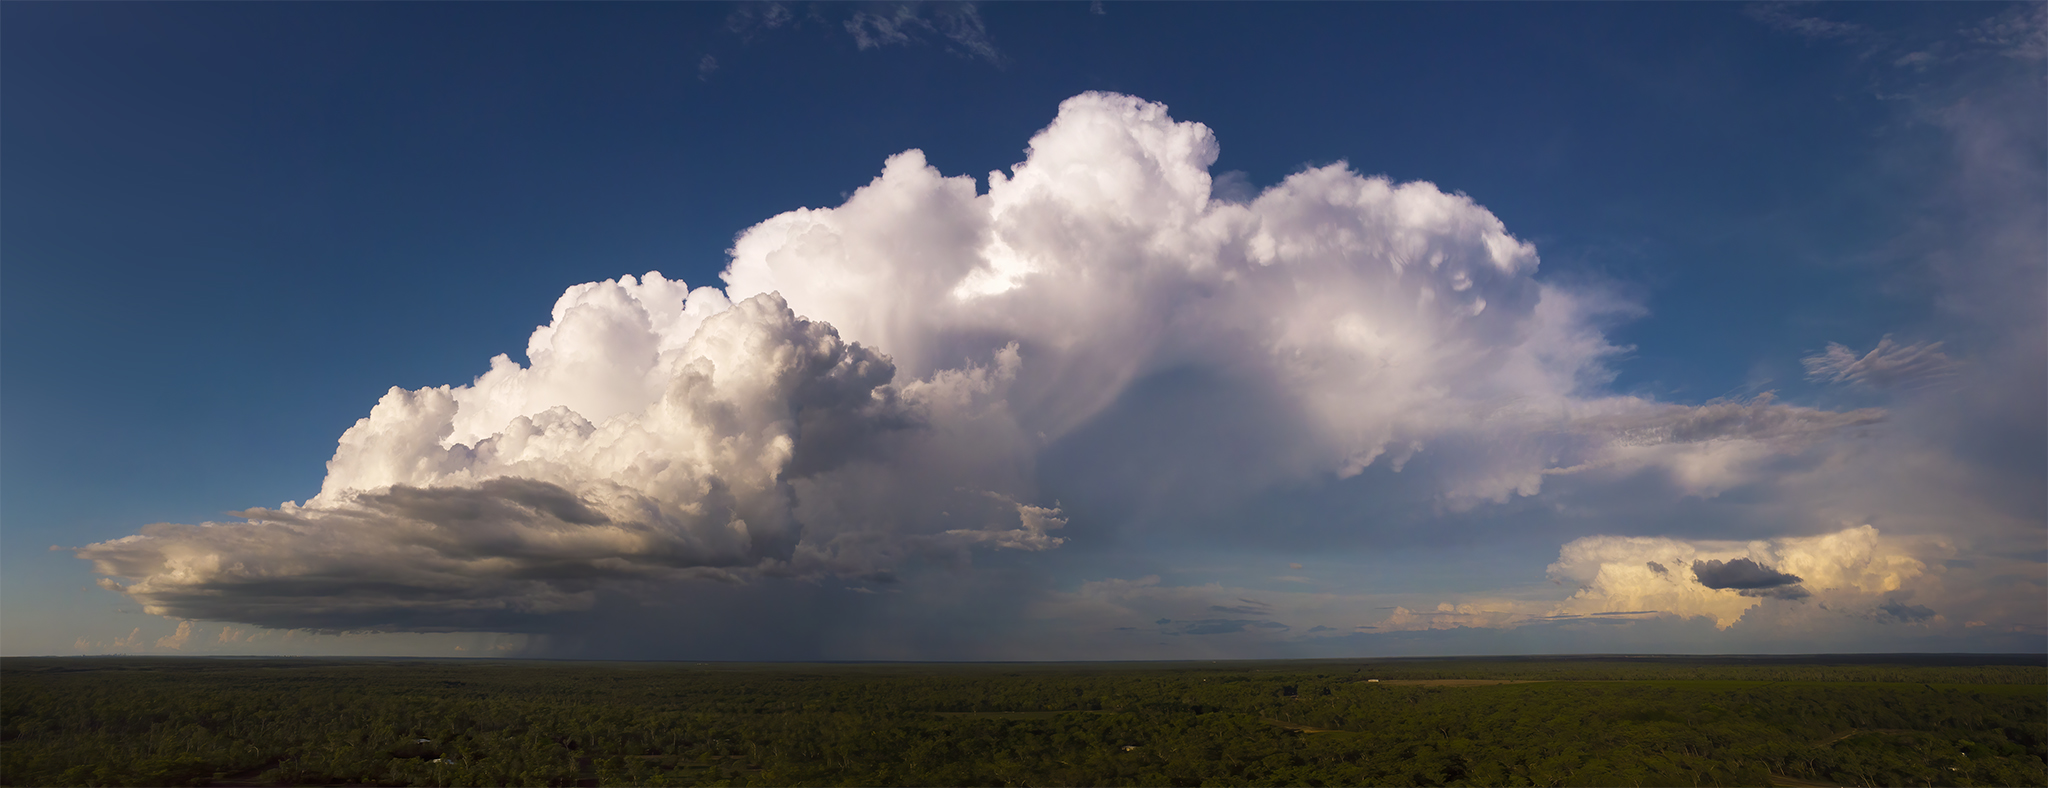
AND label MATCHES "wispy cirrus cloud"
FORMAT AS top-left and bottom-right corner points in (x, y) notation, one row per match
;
(1803, 337), (1961, 389)
(845, 3), (1001, 65)
(1743, 3), (1874, 43)
(708, 1), (1005, 78)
